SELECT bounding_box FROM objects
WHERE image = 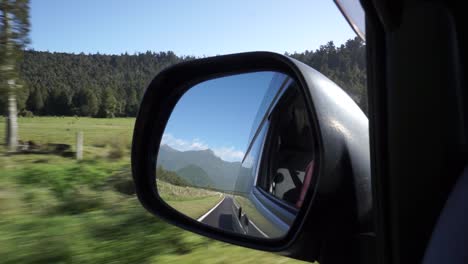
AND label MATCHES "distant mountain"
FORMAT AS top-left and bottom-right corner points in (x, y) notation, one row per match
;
(176, 165), (213, 188)
(157, 144), (241, 191)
